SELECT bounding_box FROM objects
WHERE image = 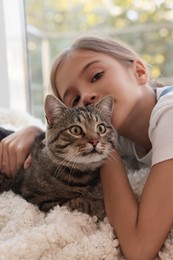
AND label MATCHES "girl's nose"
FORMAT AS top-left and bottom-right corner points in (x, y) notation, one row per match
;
(82, 94), (99, 106)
